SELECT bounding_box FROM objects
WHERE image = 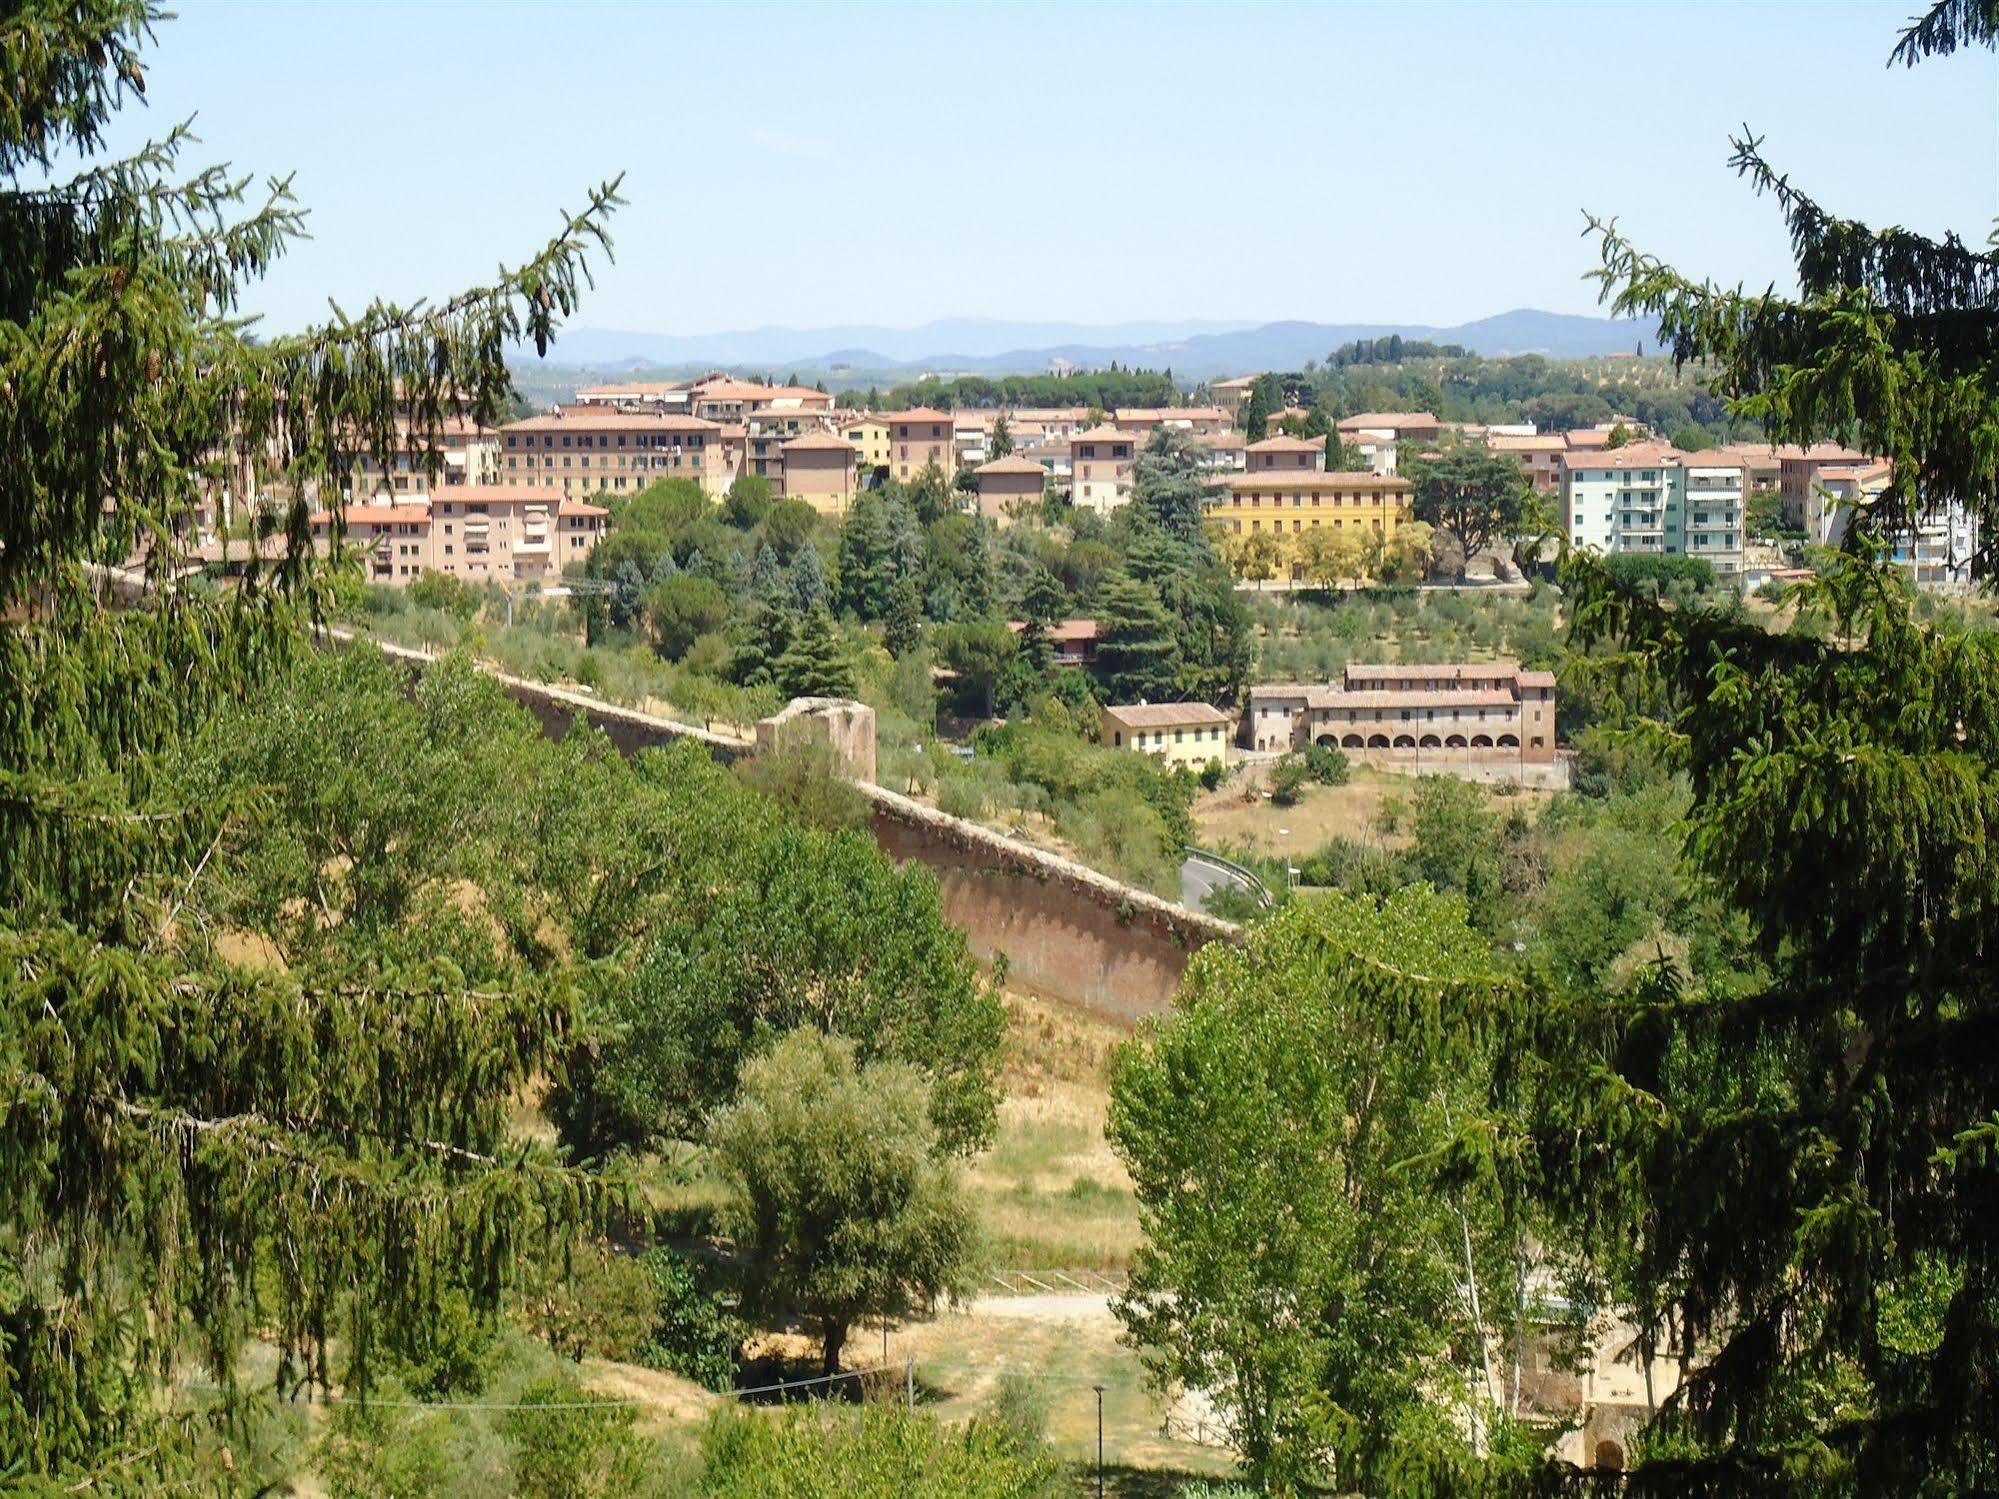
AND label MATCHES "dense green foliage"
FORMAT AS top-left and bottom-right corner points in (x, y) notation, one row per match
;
(708, 1031), (976, 1375)
(843, 367), (1179, 414)
(697, 1405), (1064, 1498)
(1110, 891), (1553, 1491)
(0, 6), (625, 1485)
